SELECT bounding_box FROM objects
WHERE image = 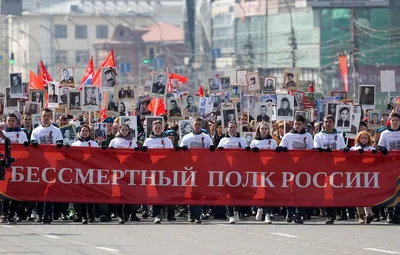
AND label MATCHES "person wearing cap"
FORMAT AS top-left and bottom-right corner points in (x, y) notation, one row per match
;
(103, 68), (116, 87)
(165, 129), (179, 147)
(285, 72), (297, 89)
(100, 117), (115, 147)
